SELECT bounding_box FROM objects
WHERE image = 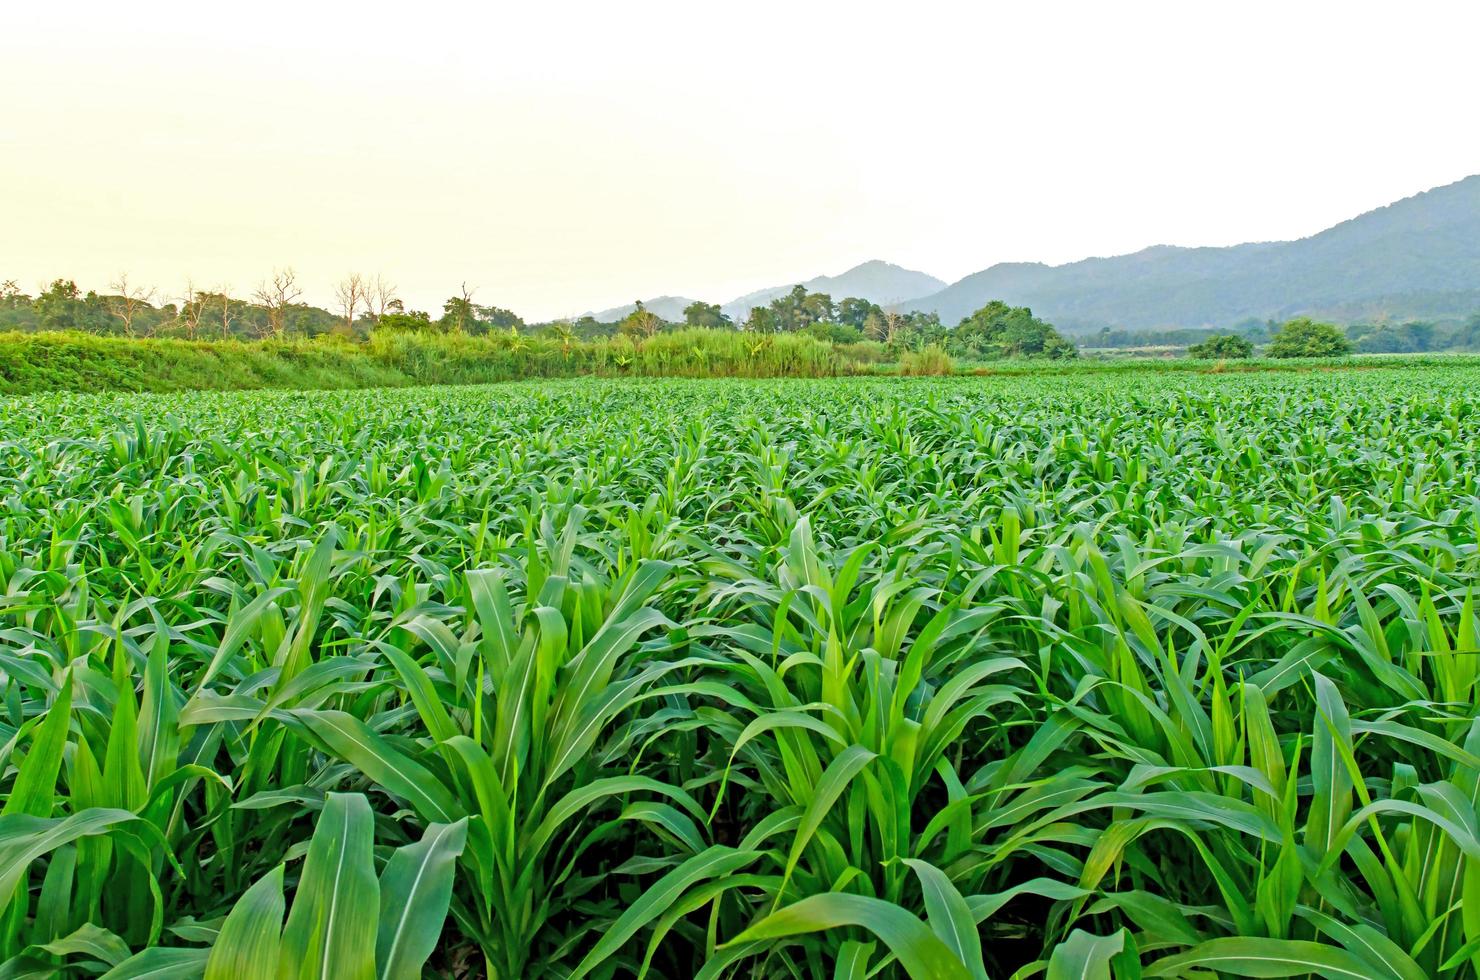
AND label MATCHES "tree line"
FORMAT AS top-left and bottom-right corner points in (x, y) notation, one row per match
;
(525, 286), (1075, 360)
(0, 275), (1079, 360)
(12, 271), (1480, 361)
(0, 273), (527, 341)
(1092, 313), (1480, 357)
